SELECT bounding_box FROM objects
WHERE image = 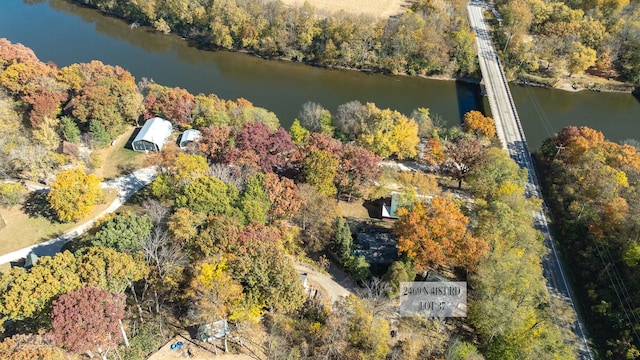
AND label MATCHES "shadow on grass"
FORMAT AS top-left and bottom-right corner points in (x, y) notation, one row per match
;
(117, 162), (137, 175)
(21, 190), (59, 222)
